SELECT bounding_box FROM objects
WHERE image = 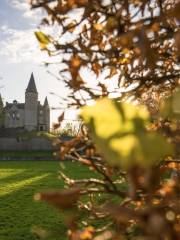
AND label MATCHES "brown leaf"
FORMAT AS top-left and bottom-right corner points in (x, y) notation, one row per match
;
(60, 136), (82, 159)
(70, 55), (81, 68)
(34, 187), (80, 209)
(58, 112), (65, 123)
(53, 123), (60, 130)
(109, 67), (117, 78)
(105, 17), (118, 32)
(174, 30), (180, 56)
(79, 158), (92, 166)
(92, 63), (101, 76)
